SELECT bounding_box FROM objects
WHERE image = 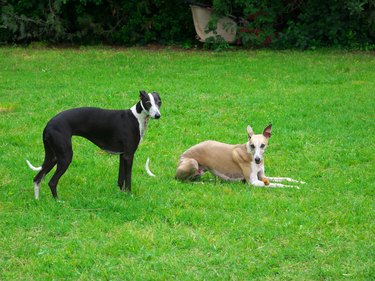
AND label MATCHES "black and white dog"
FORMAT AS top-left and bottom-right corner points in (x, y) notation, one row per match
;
(26, 90), (161, 199)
